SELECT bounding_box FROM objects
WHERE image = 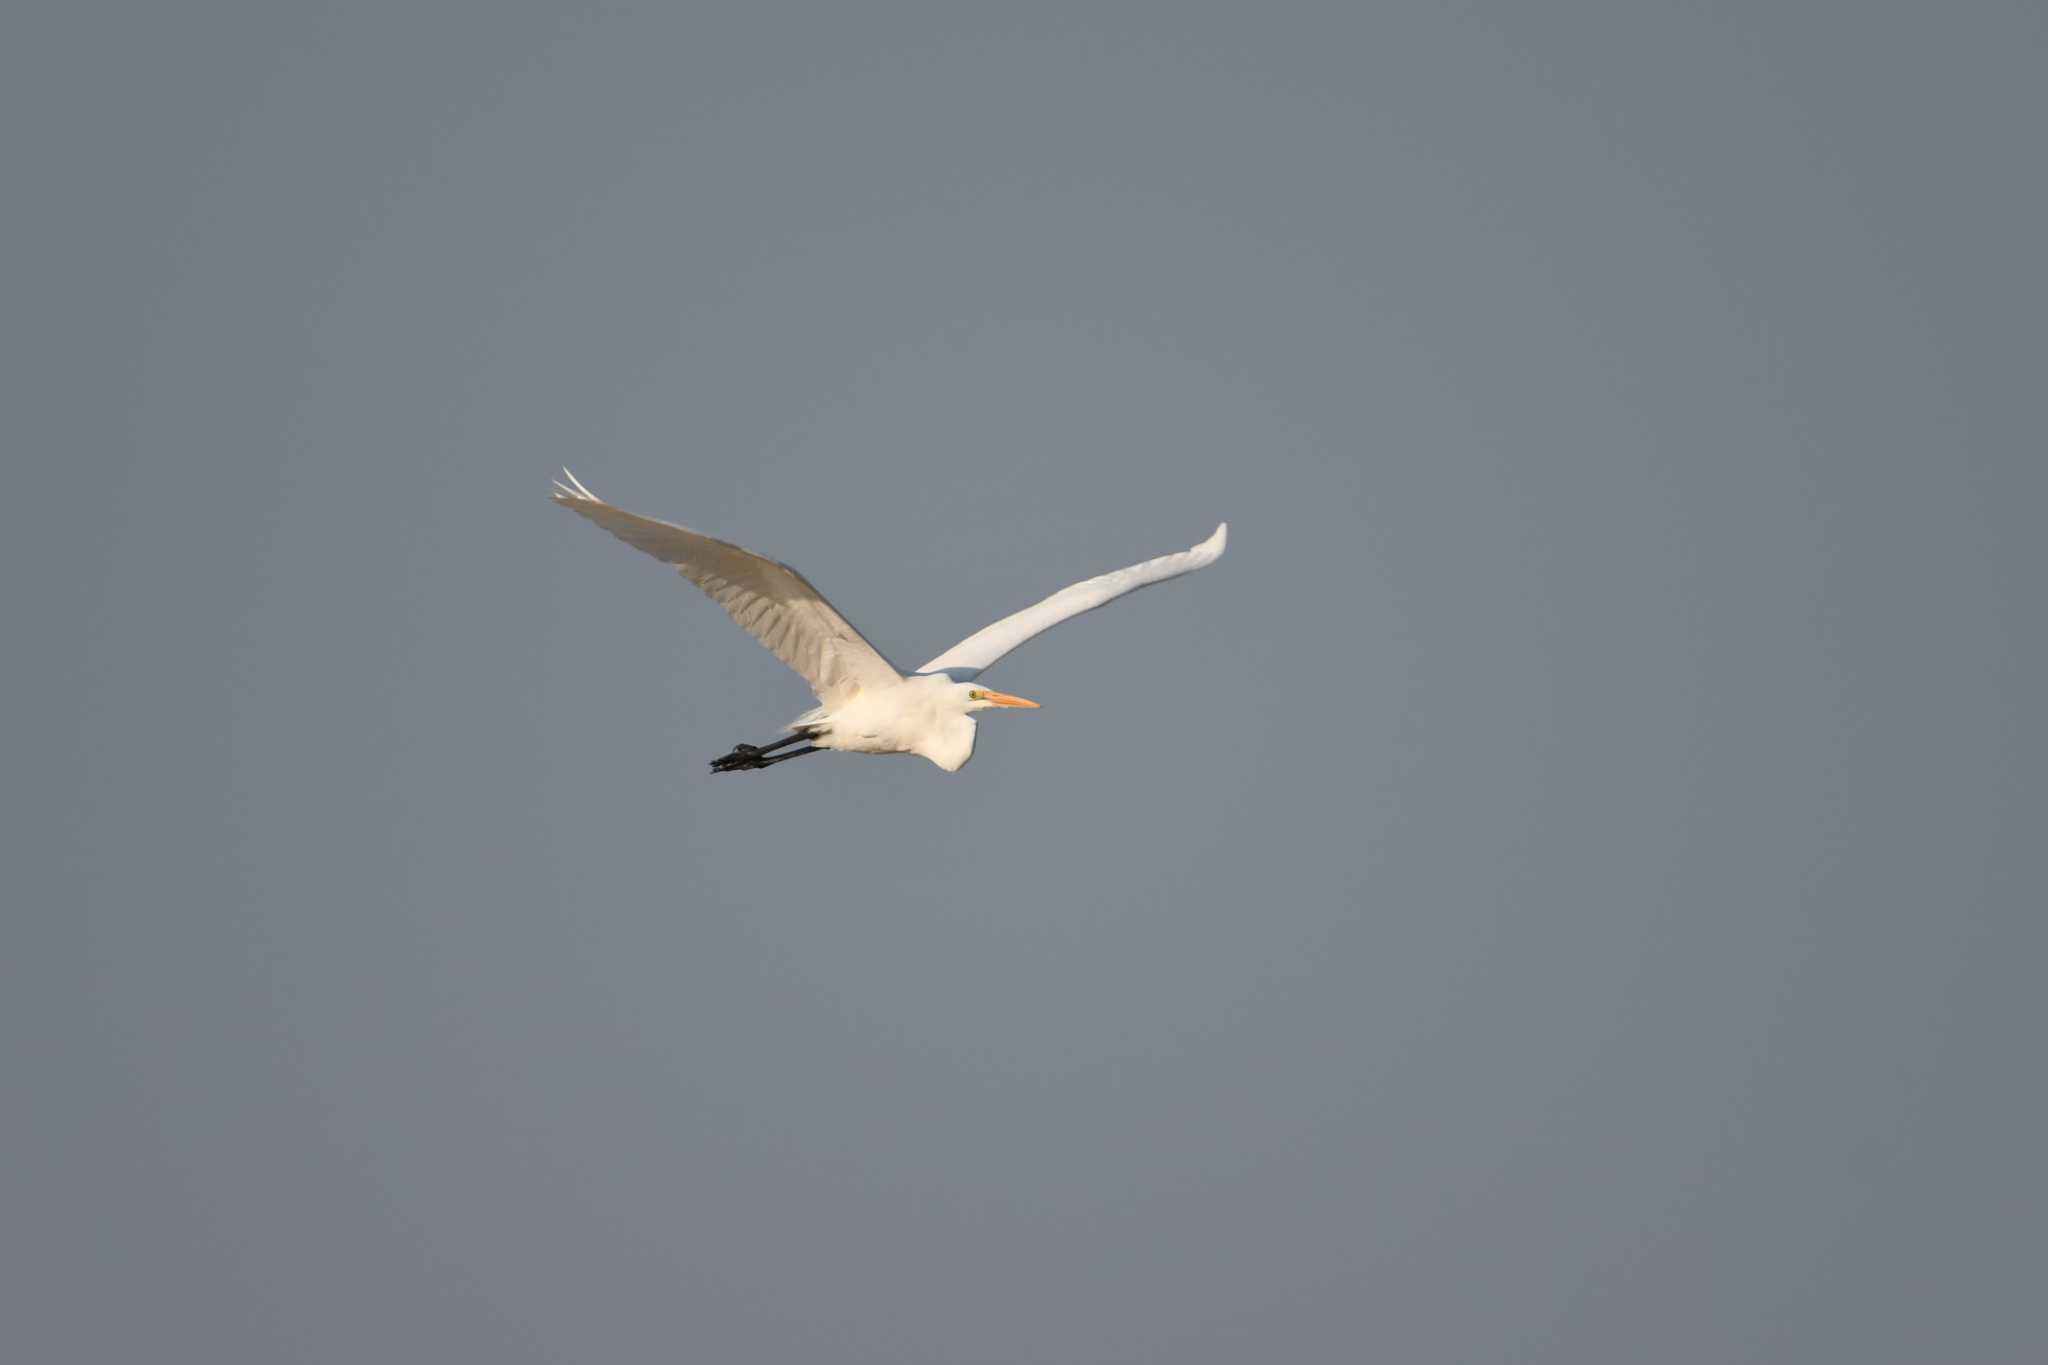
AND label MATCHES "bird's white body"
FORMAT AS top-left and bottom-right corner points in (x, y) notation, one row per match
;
(792, 674), (982, 770)
(551, 470), (1226, 772)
